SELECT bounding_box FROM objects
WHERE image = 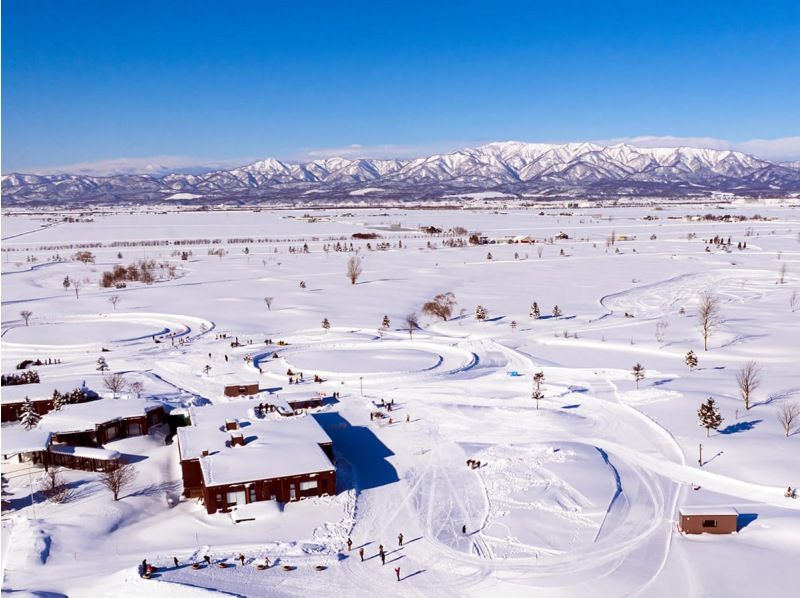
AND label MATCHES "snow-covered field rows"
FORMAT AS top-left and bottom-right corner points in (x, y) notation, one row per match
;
(2, 203), (799, 597)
